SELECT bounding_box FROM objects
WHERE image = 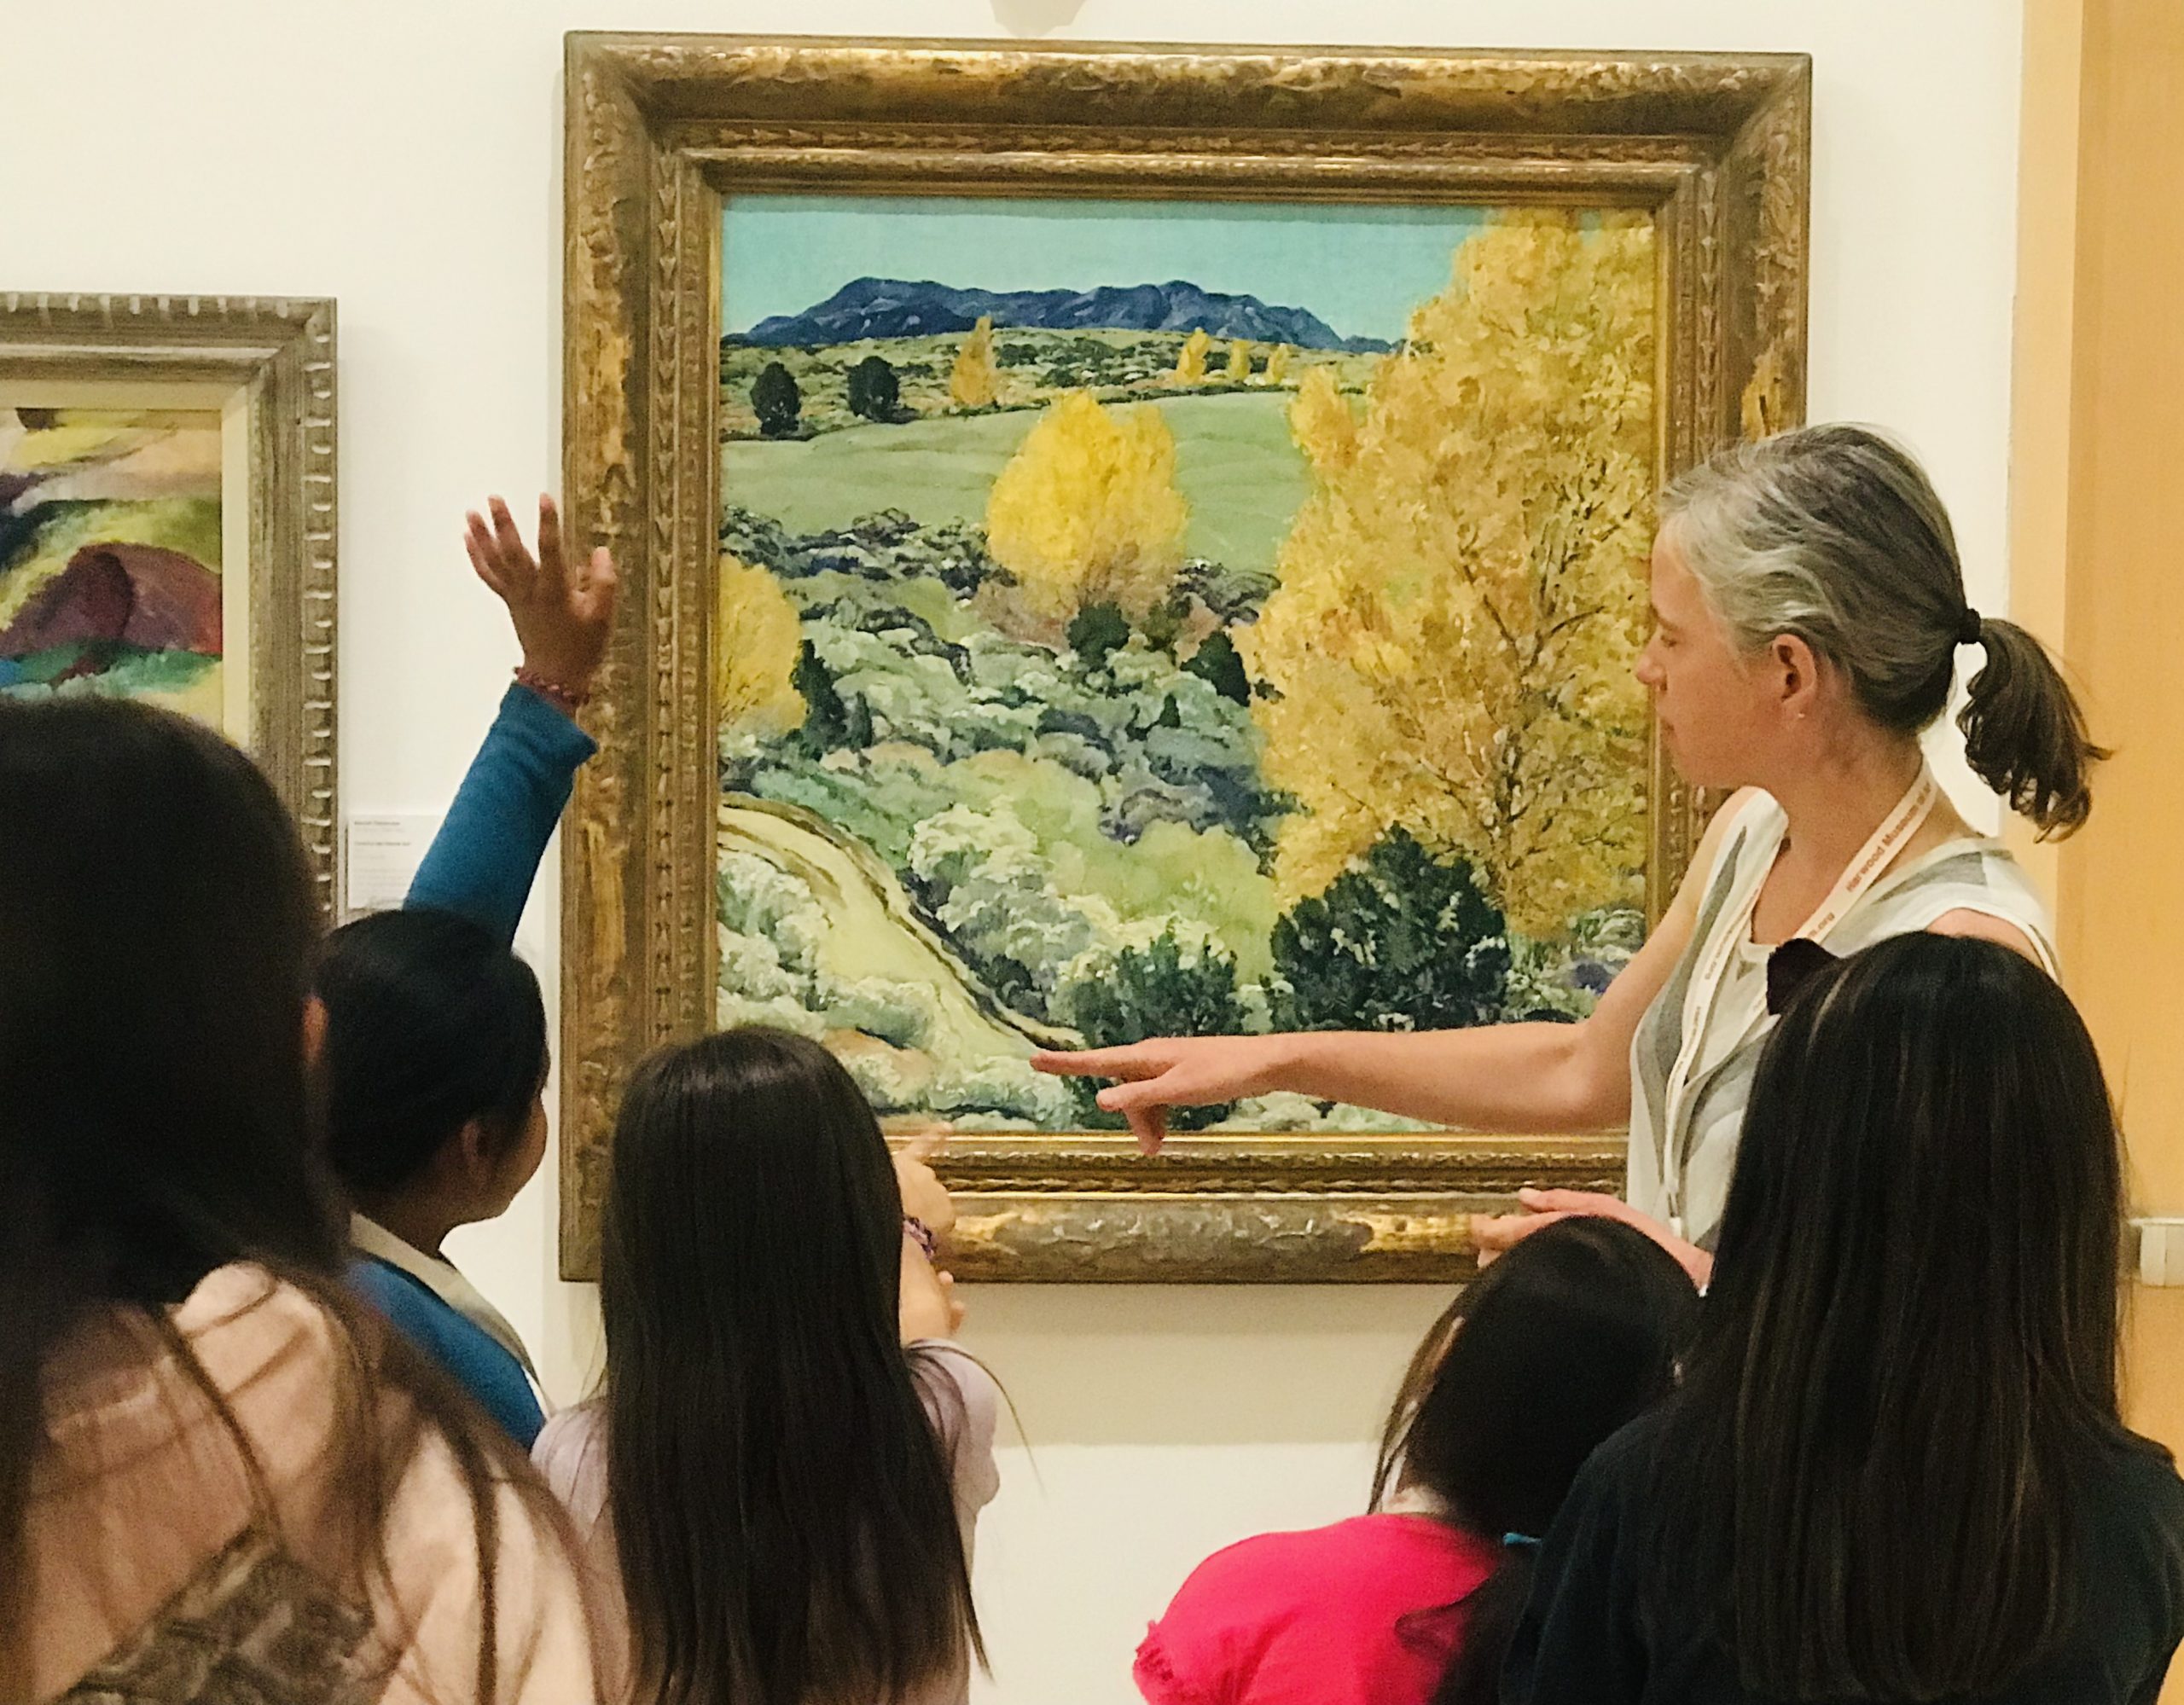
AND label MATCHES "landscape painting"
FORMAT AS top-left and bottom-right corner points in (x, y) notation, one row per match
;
(0, 405), (229, 728)
(713, 194), (1660, 1134)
